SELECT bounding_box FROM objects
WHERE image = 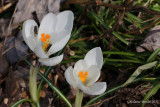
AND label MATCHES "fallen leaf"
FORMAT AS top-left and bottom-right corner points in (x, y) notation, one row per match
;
(136, 25), (160, 53)
(40, 90), (46, 98)
(14, 66), (29, 79)
(0, 40), (9, 76)
(5, 30), (28, 65)
(13, 0), (60, 25)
